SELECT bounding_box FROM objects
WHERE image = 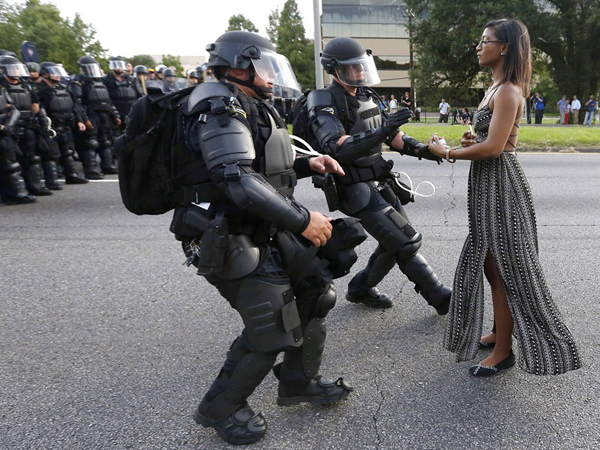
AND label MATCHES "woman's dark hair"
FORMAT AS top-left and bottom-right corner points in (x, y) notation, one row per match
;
(485, 18), (531, 97)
